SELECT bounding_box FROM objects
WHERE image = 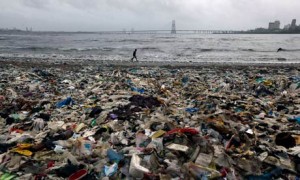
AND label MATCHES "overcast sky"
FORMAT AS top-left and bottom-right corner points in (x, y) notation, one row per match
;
(0, 0), (299, 31)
